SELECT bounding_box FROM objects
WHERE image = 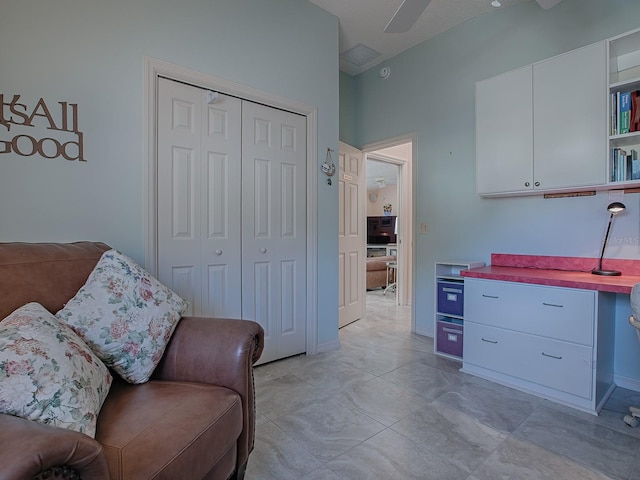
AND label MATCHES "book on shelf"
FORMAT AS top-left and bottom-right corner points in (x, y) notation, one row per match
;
(632, 149), (640, 180)
(620, 91), (631, 134)
(631, 91), (640, 133)
(611, 92), (618, 135)
(616, 91), (621, 135)
(610, 147), (629, 182)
